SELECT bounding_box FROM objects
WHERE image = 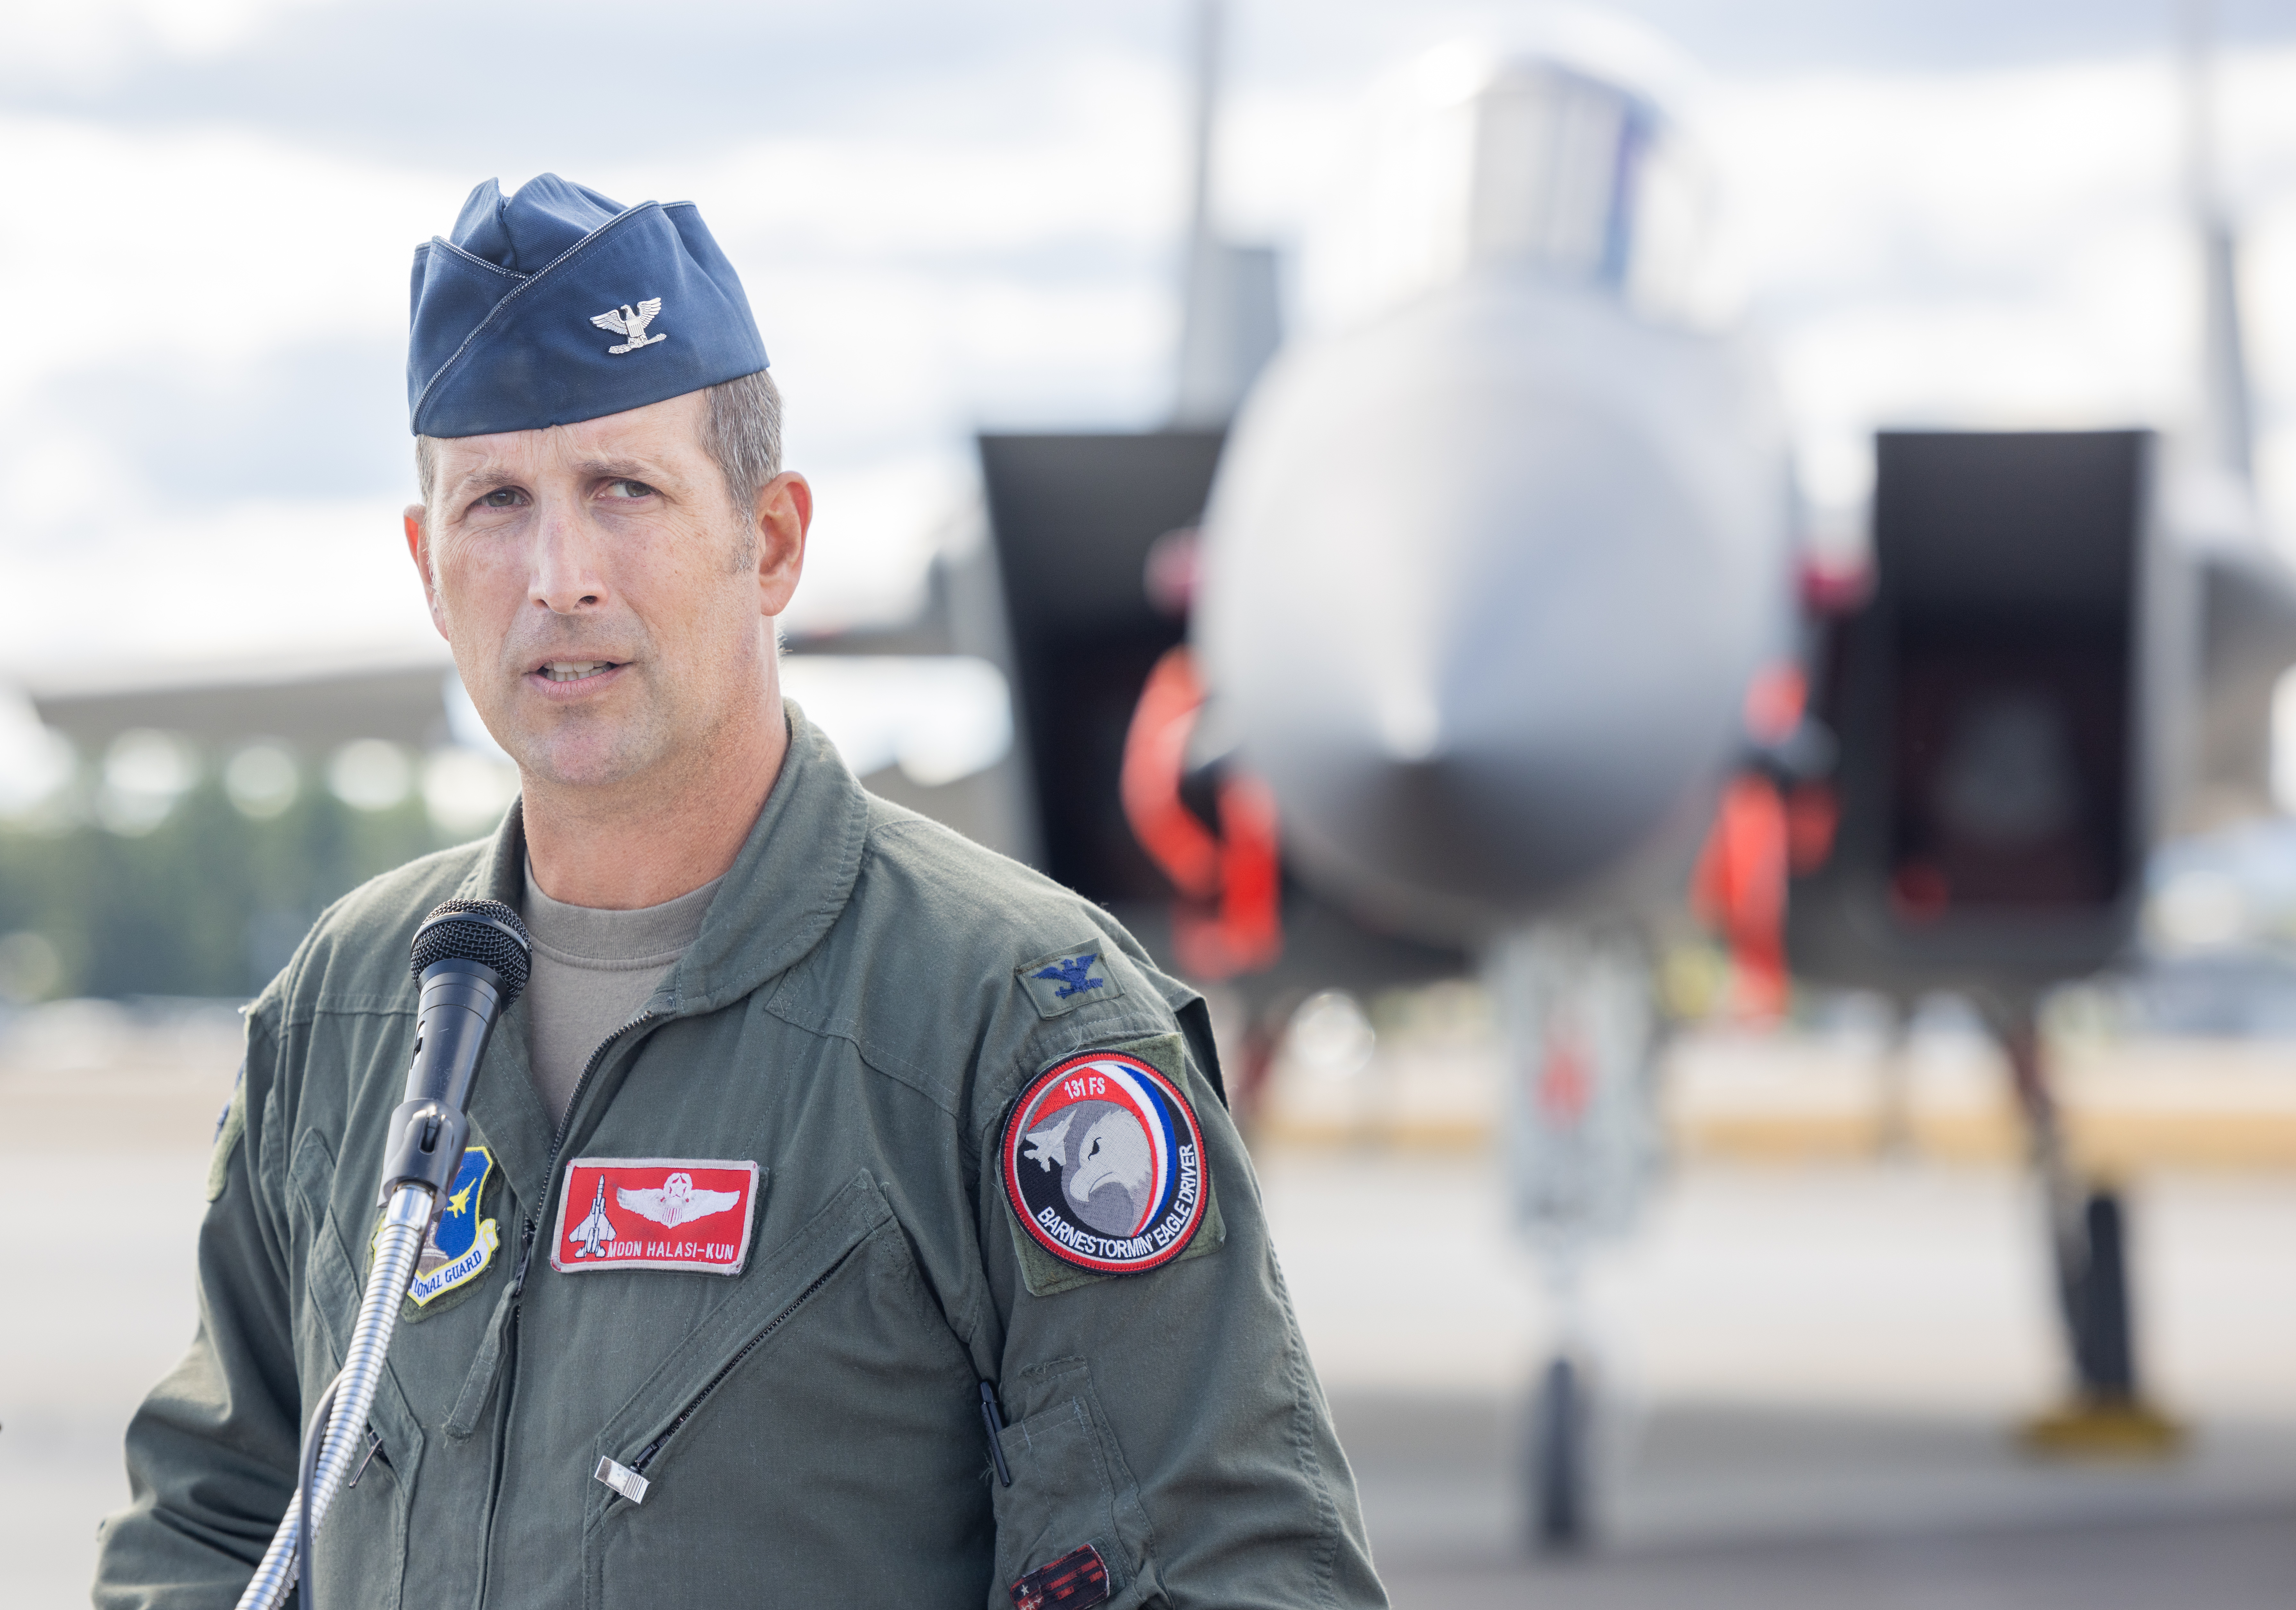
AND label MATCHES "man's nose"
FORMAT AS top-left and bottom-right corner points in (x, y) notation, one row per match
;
(529, 500), (607, 614)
